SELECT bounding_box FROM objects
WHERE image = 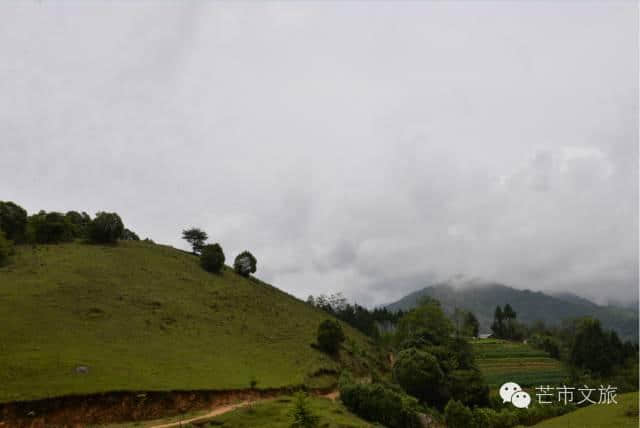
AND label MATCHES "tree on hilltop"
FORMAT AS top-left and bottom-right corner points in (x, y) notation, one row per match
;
(182, 227), (208, 254)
